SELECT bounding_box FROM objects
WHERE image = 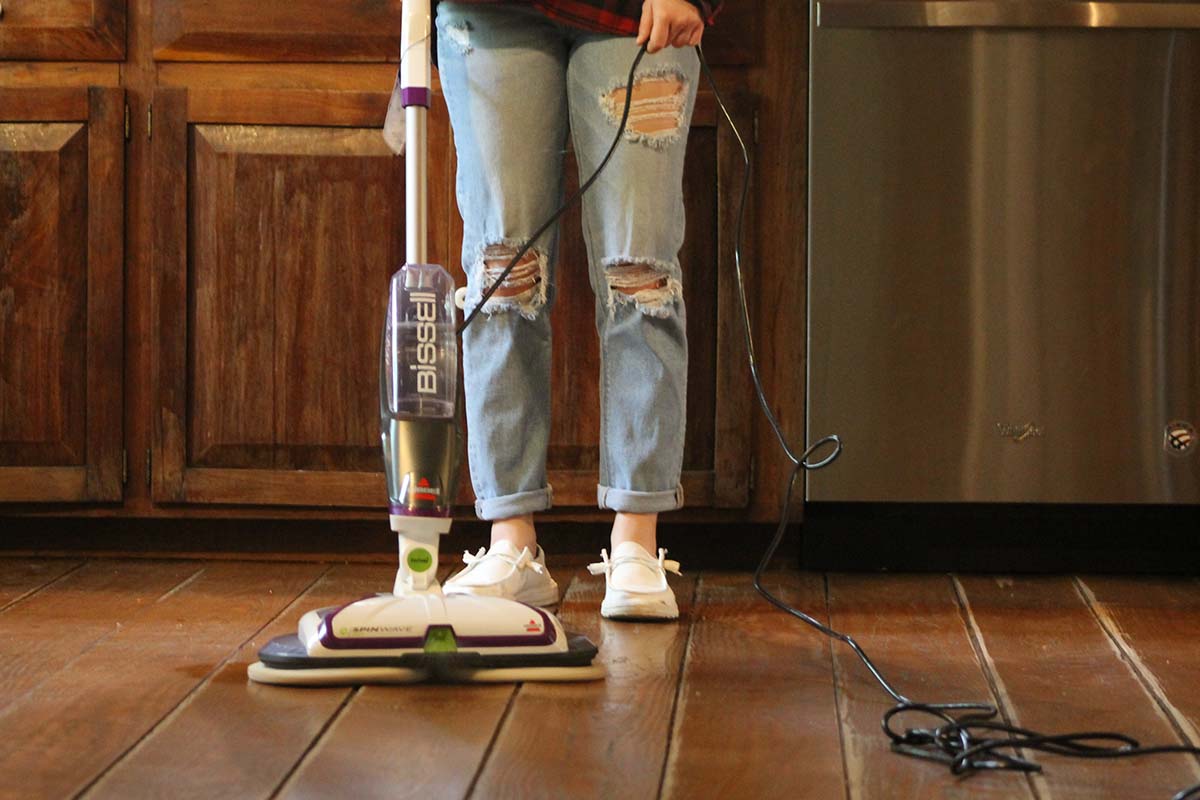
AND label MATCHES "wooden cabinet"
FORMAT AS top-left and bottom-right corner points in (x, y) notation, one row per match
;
(149, 85), (752, 511)
(151, 85), (451, 505)
(1, 0), (785, 523)
(0, 87), (124, 502)
(0, 0), (125, 60)
(153, 0), (404, 62)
